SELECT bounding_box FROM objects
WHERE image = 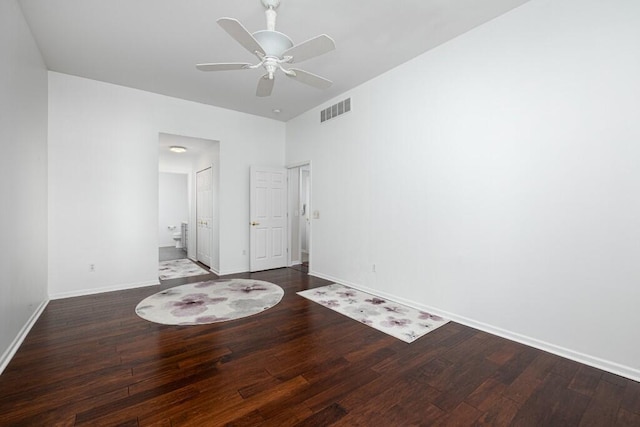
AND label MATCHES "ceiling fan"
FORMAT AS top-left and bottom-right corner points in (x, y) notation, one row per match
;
(196, 0), (336, 97)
